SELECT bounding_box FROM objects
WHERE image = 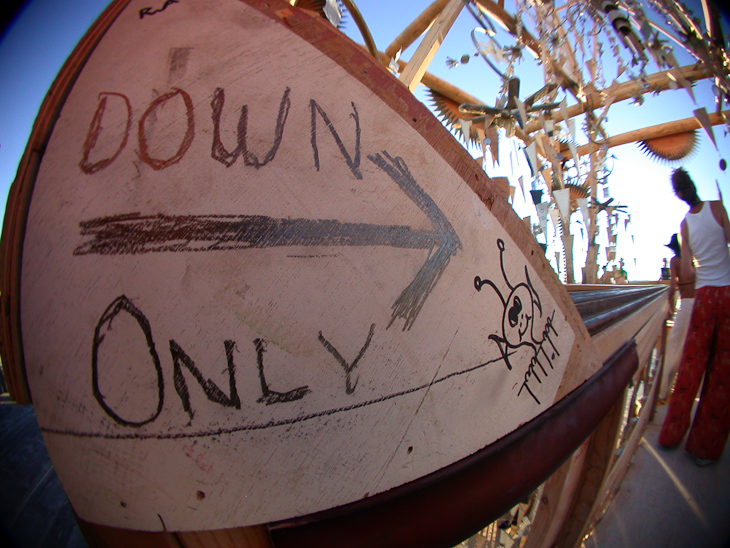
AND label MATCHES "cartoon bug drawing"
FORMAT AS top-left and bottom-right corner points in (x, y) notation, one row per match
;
(474, 238), (560, 404)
